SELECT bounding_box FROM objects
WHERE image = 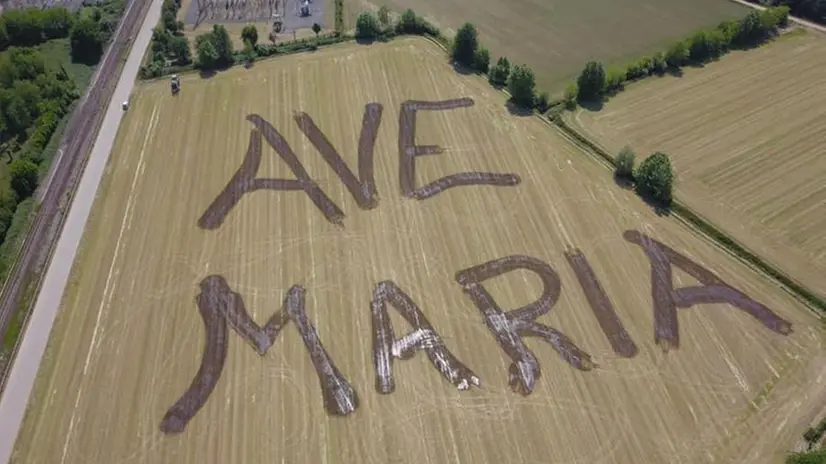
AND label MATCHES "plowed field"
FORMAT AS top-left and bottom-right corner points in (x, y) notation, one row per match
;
(12, 38), (825, 464)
